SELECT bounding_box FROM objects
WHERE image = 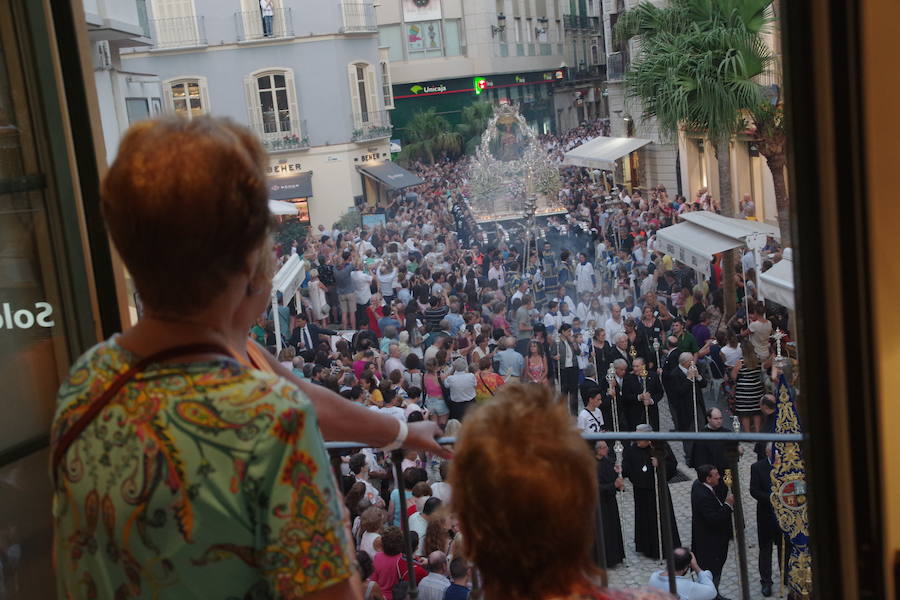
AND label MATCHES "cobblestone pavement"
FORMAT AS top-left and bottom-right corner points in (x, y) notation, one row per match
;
(604, 388), (789, 600)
